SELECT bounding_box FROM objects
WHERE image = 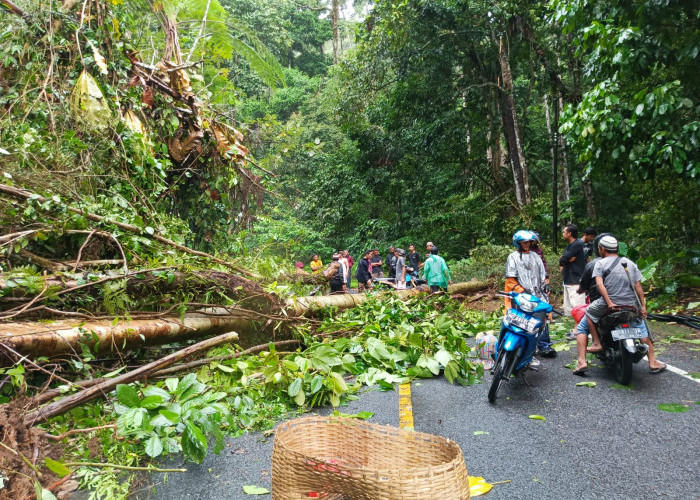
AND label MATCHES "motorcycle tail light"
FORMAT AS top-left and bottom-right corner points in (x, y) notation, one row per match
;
(621, 324), (629, 328)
